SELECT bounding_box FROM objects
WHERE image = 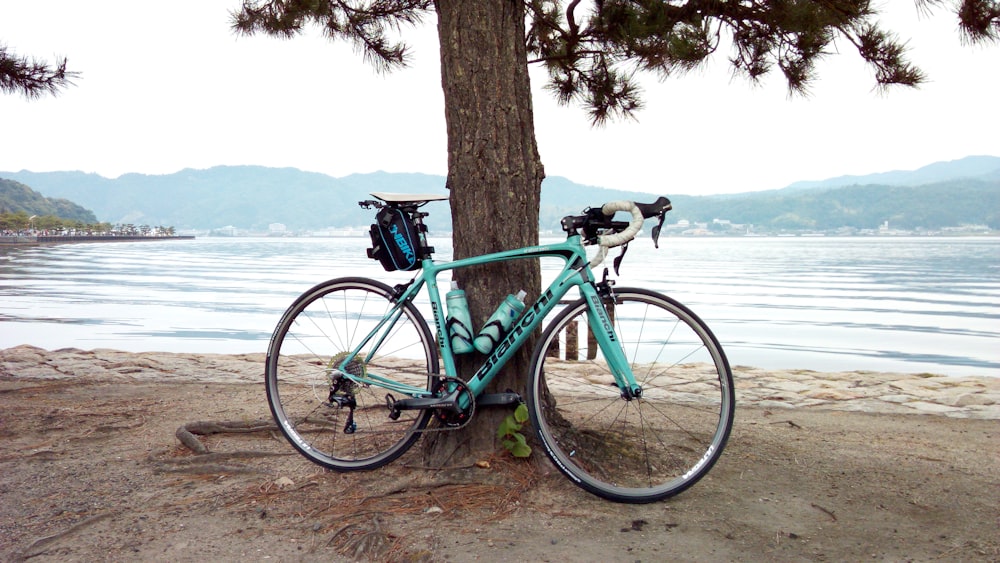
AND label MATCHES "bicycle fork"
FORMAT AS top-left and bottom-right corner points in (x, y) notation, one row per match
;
(583, 279), (643, 400)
